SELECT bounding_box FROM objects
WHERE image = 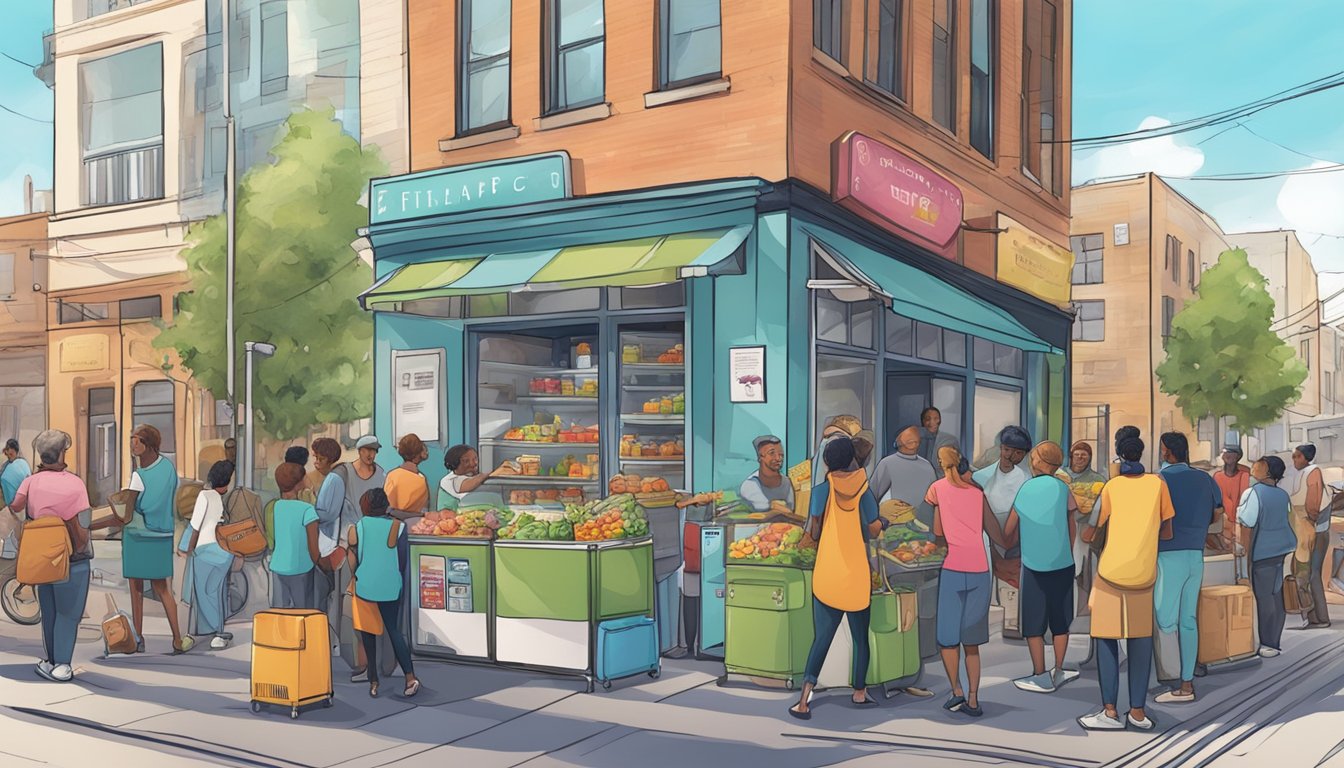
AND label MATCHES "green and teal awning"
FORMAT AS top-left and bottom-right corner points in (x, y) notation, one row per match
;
(813, 236), (1061, 354)
(360, 226), (750, 309)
